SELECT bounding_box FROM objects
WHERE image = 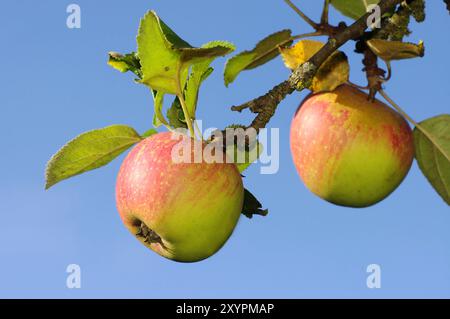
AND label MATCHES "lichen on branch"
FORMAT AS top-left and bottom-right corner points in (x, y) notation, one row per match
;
(375, 0), (425, 41)
(232, 0), (404, 132)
